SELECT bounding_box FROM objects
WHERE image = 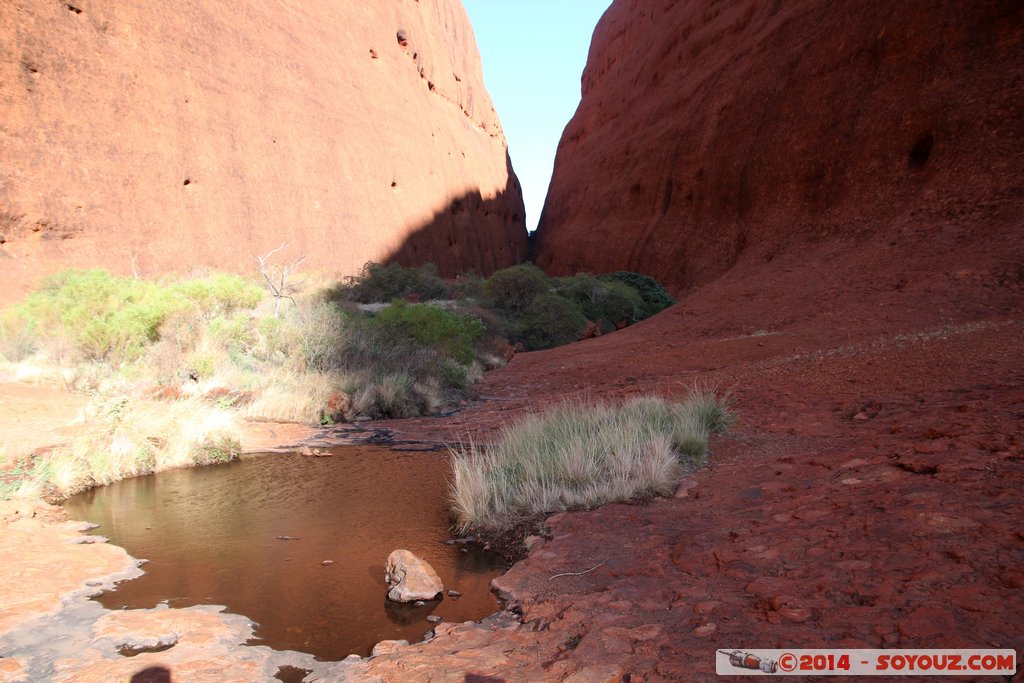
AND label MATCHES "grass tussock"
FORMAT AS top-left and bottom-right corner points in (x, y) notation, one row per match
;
(448, 391), (734, 534)
(17, 396), (240, 499)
